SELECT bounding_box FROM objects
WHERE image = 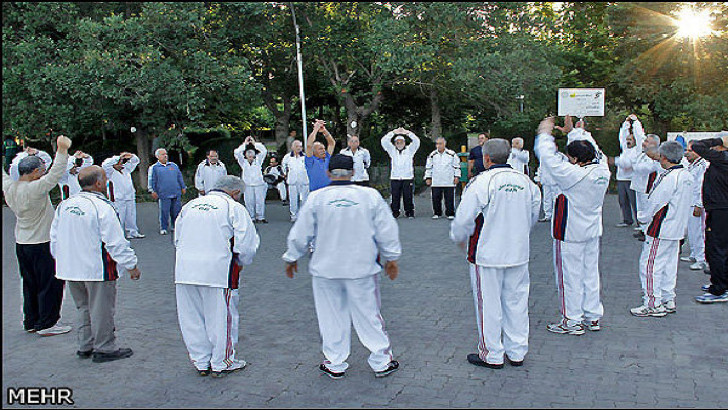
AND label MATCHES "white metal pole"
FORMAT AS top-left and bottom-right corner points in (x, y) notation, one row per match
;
(290, 3), (308, 138)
